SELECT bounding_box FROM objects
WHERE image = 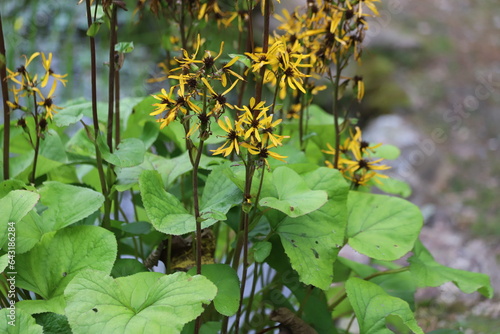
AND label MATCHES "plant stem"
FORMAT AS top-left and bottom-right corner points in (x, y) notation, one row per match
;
(192, 138), (205, 334)
(192, 139), (205, 276)
(0, 14), (10, 180)
(254, 0), (270, 104)
(234, 160), (254, 334)
(30, 94), (40, 184)
(85, 0), (109, 225)
(107, 5), (117, 152)
(332, 60), (342, 169)
(113, 65), (121, 220)
(244, 262), (261, 327)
